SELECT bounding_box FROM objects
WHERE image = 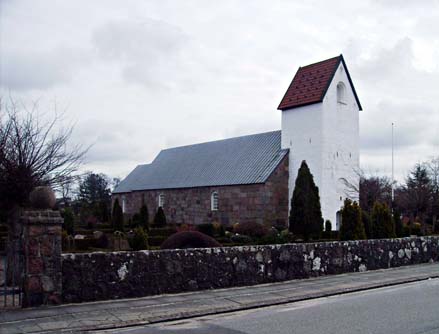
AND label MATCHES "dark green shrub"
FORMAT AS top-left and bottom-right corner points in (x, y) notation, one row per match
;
(148, 235), (168, 246)
(215, 236), (232, 244)
(339, 199), (366, 241)
(138, 204), (149, 230)
(325, 220), (332, 232)
(112, 199), (124, 232)
(257, 233), (287, 245)
(289, 160), (323, 240)
(75, 238), (96, 251)
(411, 222), (423, 236)
(153, 207), (167, 227)
(394, 210), (403, 237)
(160, 231), (221, 249)
(402, 225), (411, 237)
(214, 223), (226, 237)
(196, 223), (215, 237)
(230, 234), (253, 244)
(131, 213), (140, 227)
(95, 233), (109, 248)
(128, 227), (149, 250)
(371, 201), (395, 238)
(233, 221), (269, 238)
(63, 207), (75, 235)
(149, 227), (177, 237)
(362, 211), (372, 239)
